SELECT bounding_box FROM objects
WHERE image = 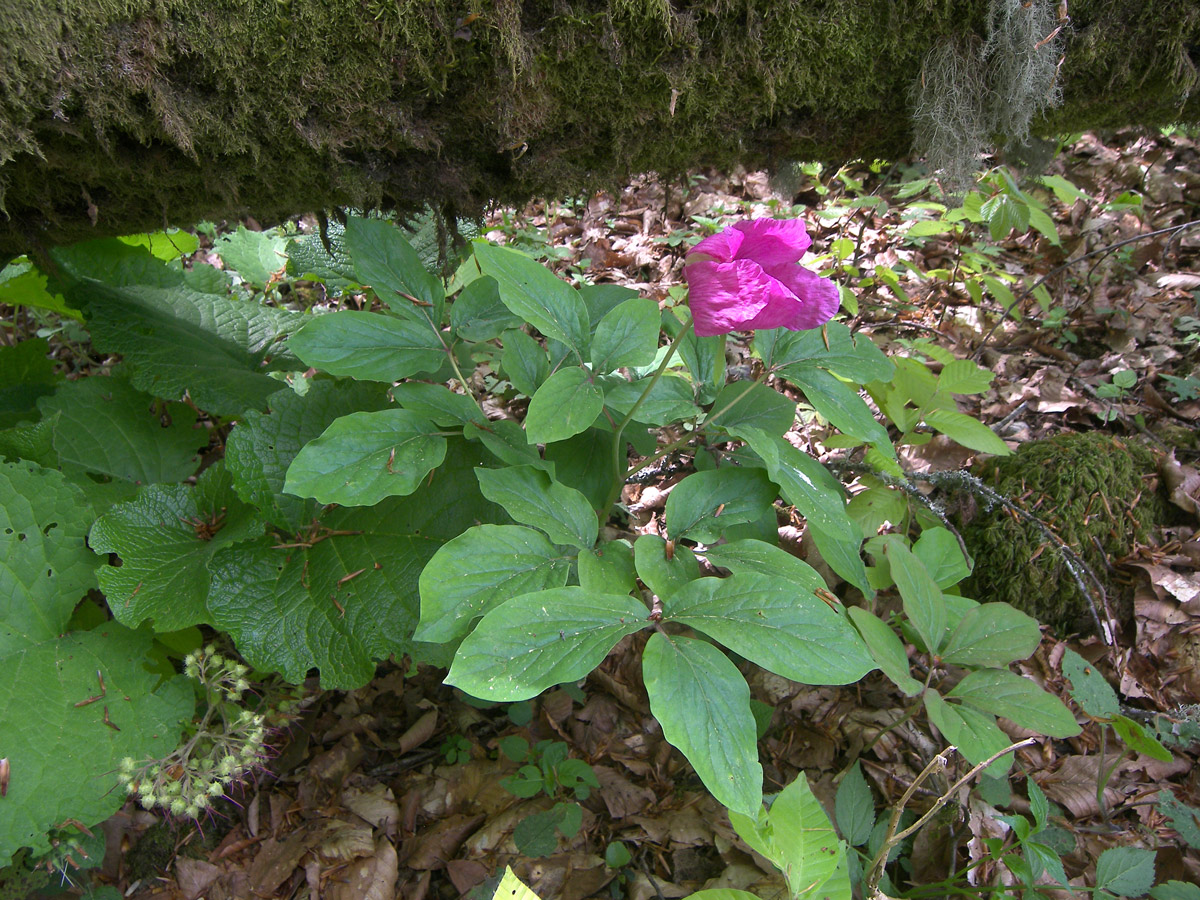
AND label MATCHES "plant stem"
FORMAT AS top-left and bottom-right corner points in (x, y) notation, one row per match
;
(600, 317), (693, 514)
(621, 371), (766, 483)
